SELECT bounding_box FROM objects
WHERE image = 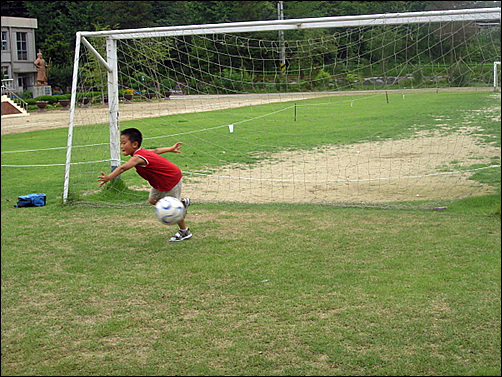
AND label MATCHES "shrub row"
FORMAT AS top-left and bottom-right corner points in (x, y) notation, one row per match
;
(26, 94), (72, 105)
